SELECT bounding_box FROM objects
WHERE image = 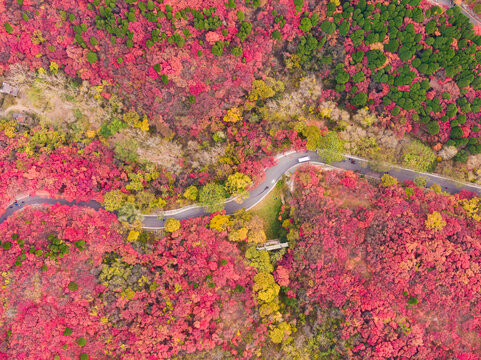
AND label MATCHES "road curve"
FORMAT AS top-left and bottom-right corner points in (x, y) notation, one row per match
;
(1, 151), (481, 230)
